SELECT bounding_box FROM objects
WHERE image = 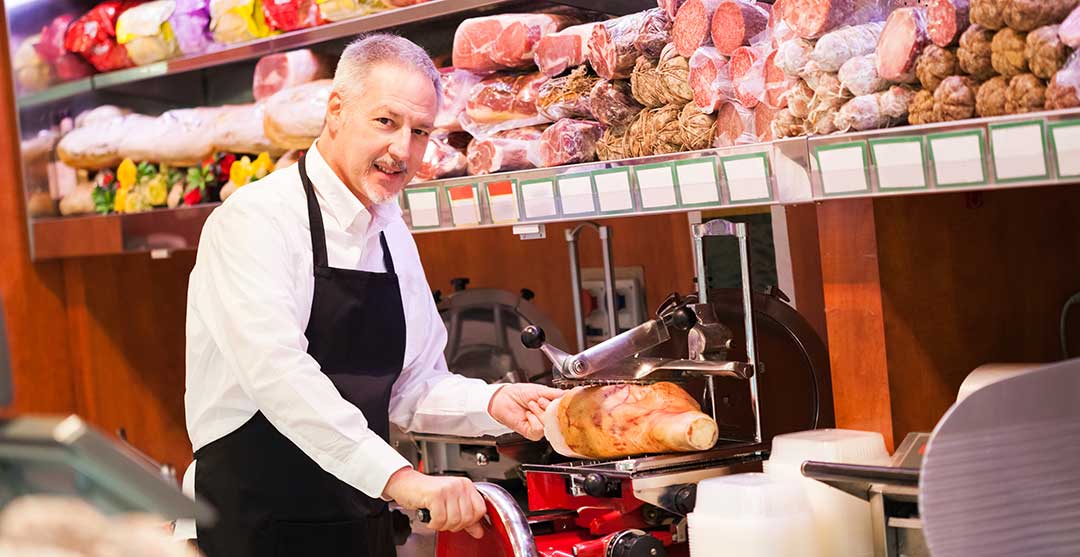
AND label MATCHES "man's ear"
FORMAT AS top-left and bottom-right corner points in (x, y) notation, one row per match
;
(325, 89), (345, 136)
